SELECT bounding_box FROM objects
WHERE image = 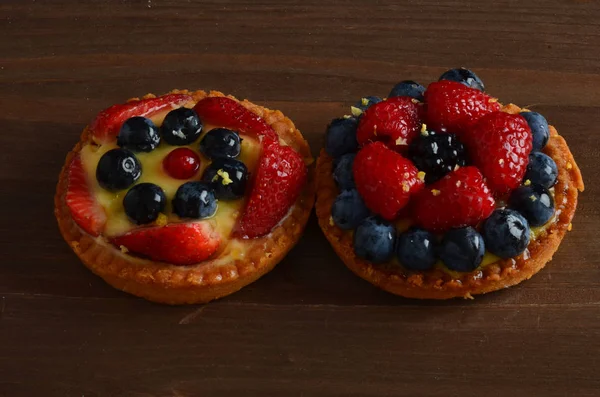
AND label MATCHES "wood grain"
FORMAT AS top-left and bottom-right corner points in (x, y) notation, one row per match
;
(1, 0), (599, 396)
